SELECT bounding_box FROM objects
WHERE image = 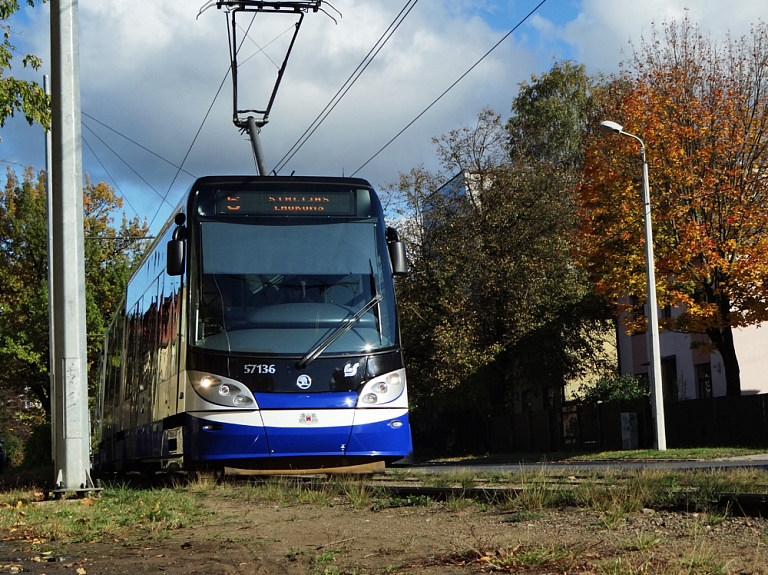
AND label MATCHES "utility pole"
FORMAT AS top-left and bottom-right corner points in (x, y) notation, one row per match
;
(44, 75), (56, 469)
(50, 0), (92, 492)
